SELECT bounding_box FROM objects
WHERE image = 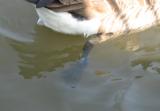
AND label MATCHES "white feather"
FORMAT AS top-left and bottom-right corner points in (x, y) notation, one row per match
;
(36, 8), (101, 37)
